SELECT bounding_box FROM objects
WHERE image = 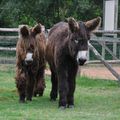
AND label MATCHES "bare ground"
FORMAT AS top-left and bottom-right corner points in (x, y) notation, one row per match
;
(80, 64), (120, 80)
(45, 64), (120, 80)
